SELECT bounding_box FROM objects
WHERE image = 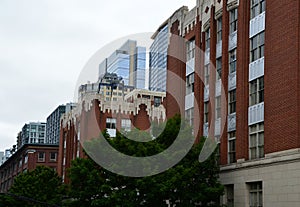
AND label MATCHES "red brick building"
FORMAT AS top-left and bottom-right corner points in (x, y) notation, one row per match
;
(0, 144), (59, 193)
(57, 88), (166, 183)
(162, 0), (300, 206)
